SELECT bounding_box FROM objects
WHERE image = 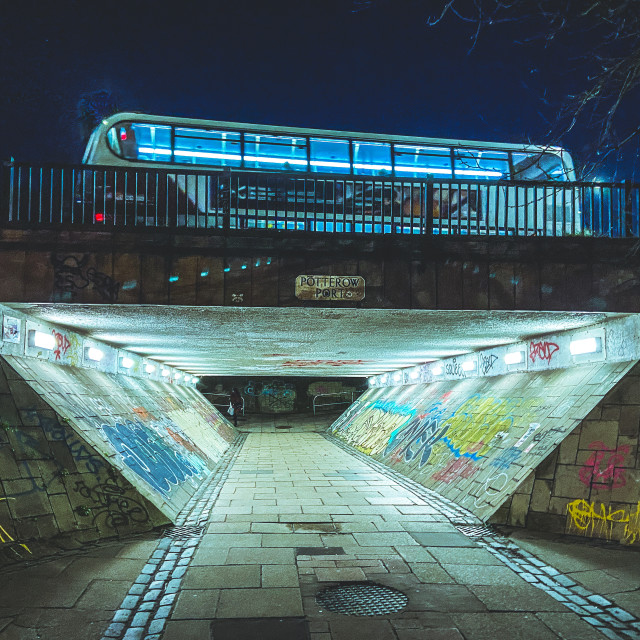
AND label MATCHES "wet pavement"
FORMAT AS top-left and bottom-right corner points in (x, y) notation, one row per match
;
(1, 413), (639, 640)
